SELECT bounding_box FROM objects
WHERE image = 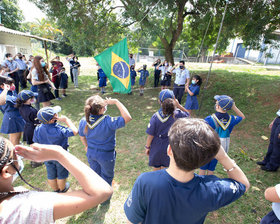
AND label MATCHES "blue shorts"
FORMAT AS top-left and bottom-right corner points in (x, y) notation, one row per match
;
(44, 160), (69, 180)
(200, 159), (218, 171)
